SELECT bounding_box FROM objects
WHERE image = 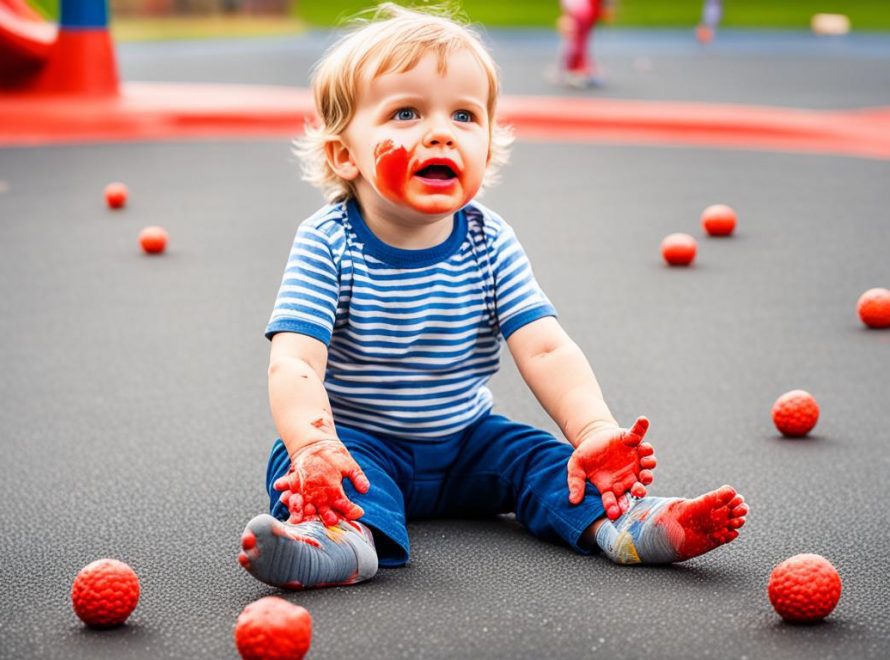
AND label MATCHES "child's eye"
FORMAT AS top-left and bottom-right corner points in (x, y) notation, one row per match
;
(393, 108), (418, 121)
(452, 110), (474, 123)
